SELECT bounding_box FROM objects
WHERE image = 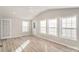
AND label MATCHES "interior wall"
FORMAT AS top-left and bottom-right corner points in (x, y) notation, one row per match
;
(10, 18), (32, 38)
(32, 8), (79, 50)
(0, 17), (32, 39)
